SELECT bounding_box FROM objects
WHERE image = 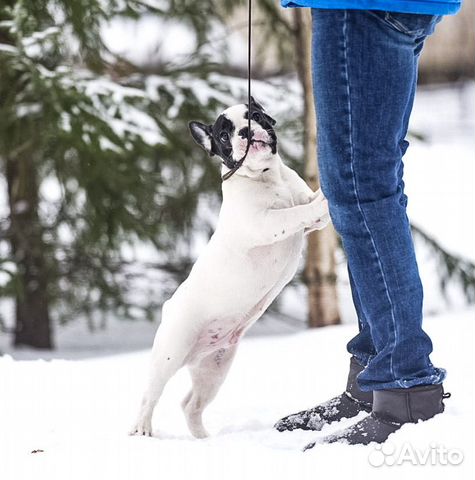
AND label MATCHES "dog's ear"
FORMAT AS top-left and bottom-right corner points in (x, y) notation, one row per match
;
(189, 121), (215, 156)
(265, 113), (277, 126)
(249, 96), (276, 126)
(250, 95), (264, 111)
